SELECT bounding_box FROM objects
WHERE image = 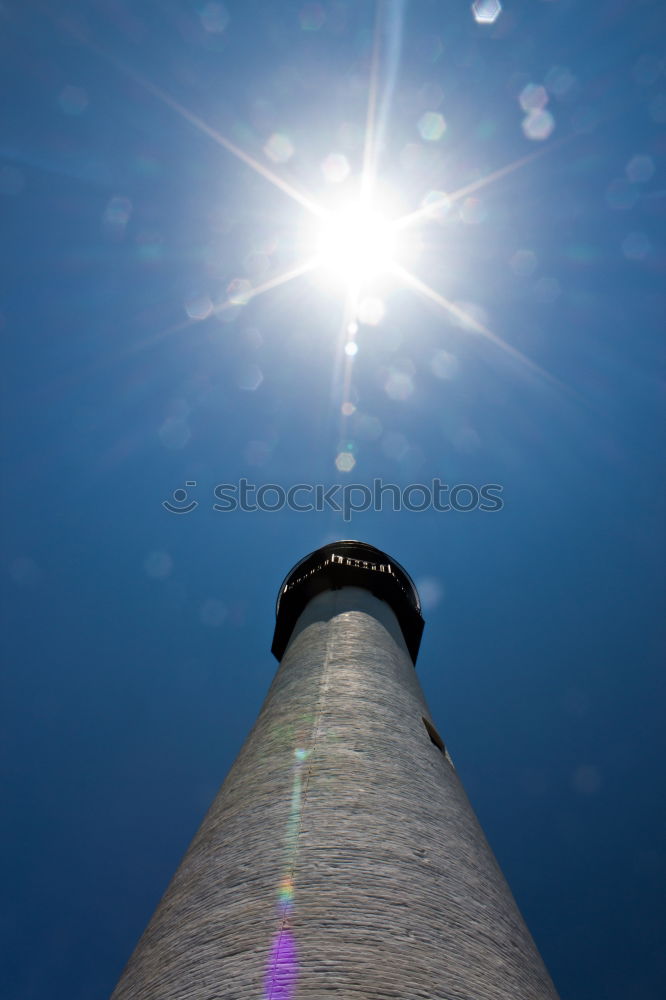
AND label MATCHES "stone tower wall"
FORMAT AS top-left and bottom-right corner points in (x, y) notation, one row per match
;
(112, 586), (560, 1000)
